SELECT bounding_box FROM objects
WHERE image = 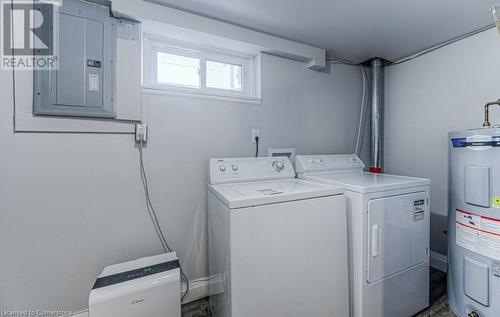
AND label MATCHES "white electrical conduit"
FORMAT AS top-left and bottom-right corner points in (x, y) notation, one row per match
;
(390, 24), (494, 65)
(331, 23), (495, 156)
(327, 58), (368, 156)
(355, 65), (367, 156)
